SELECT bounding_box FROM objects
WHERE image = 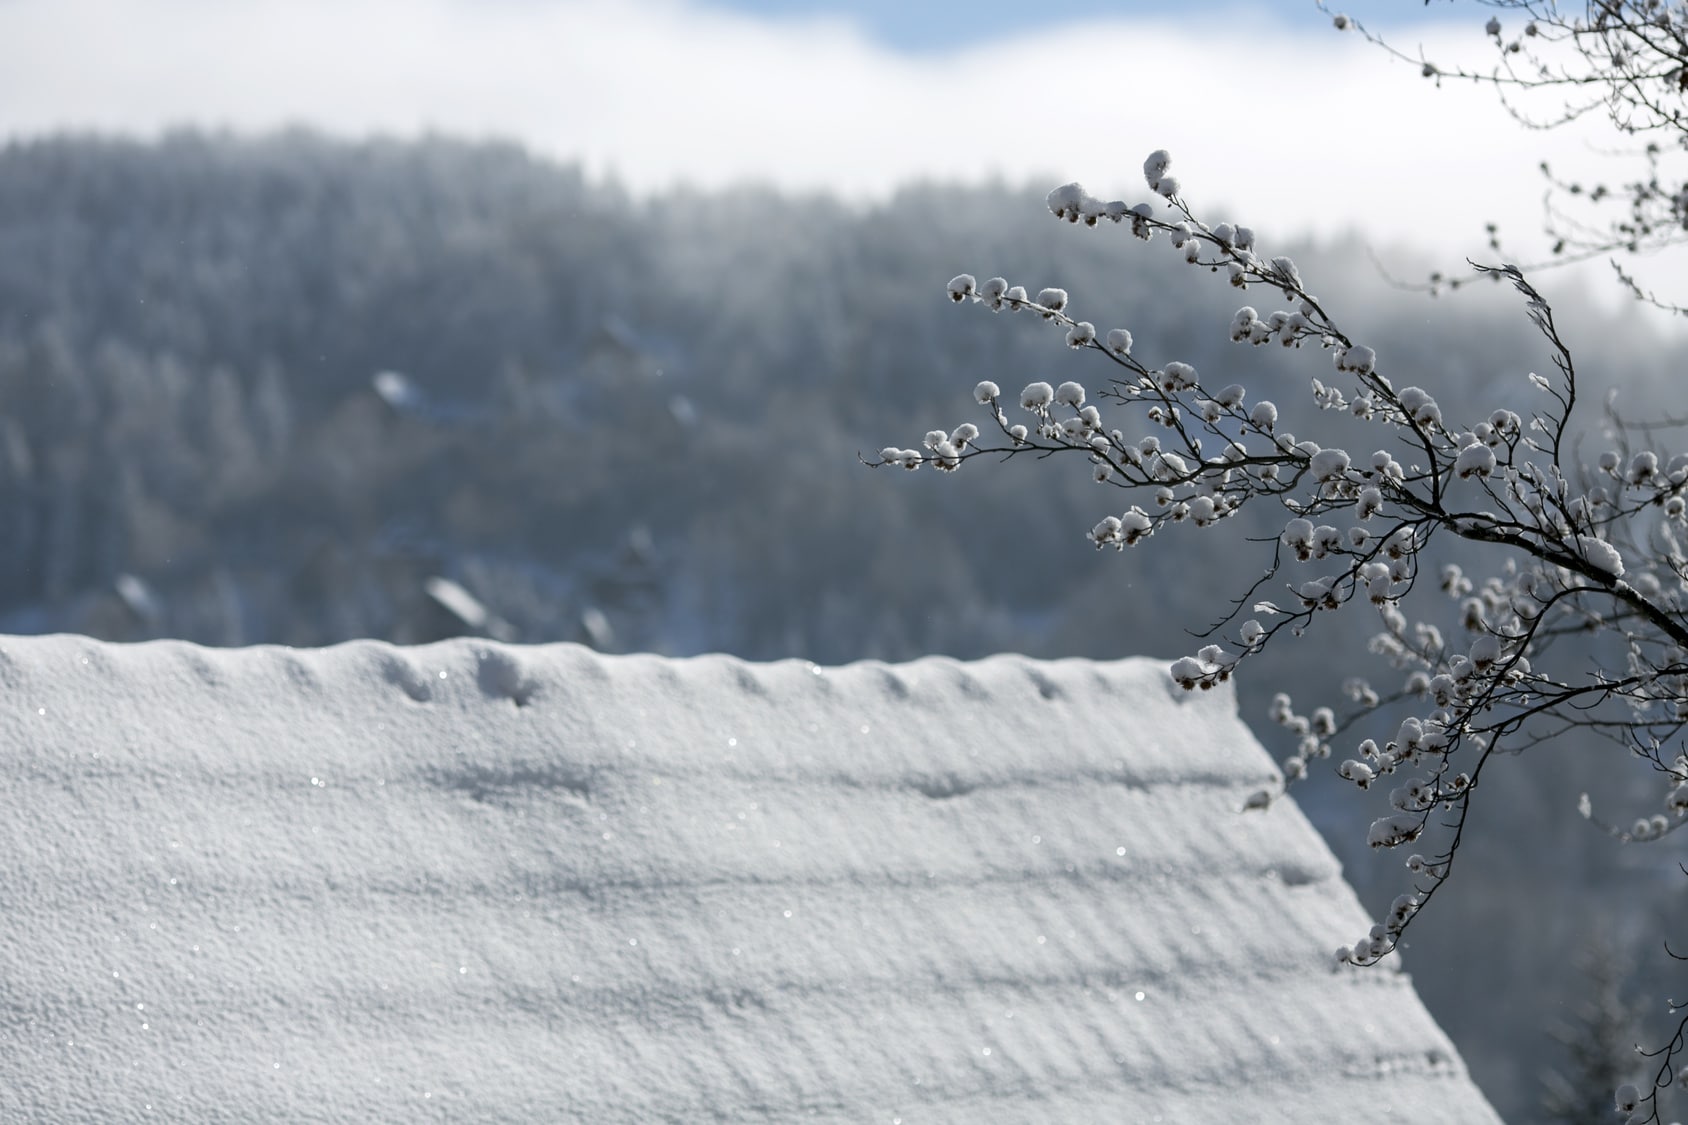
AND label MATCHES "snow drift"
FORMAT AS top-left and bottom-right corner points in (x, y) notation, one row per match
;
(0, 637), (1498, 1122)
